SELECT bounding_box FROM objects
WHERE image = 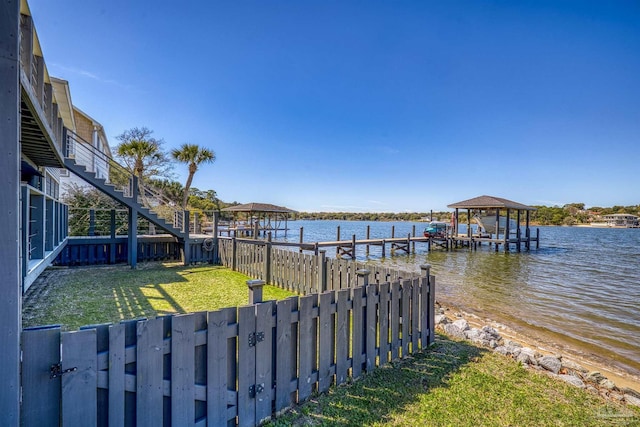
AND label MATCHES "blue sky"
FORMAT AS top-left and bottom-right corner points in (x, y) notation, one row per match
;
(30, 0), (639, 212)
